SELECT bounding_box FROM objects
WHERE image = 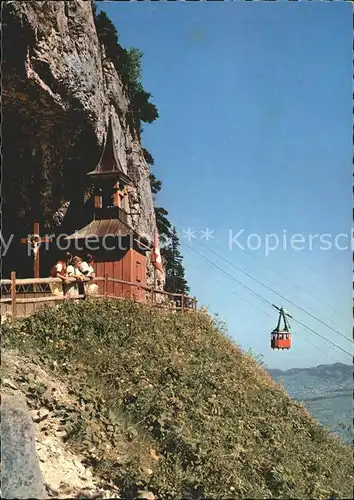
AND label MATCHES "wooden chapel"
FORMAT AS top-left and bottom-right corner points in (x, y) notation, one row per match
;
(65, 116), (152, 302)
